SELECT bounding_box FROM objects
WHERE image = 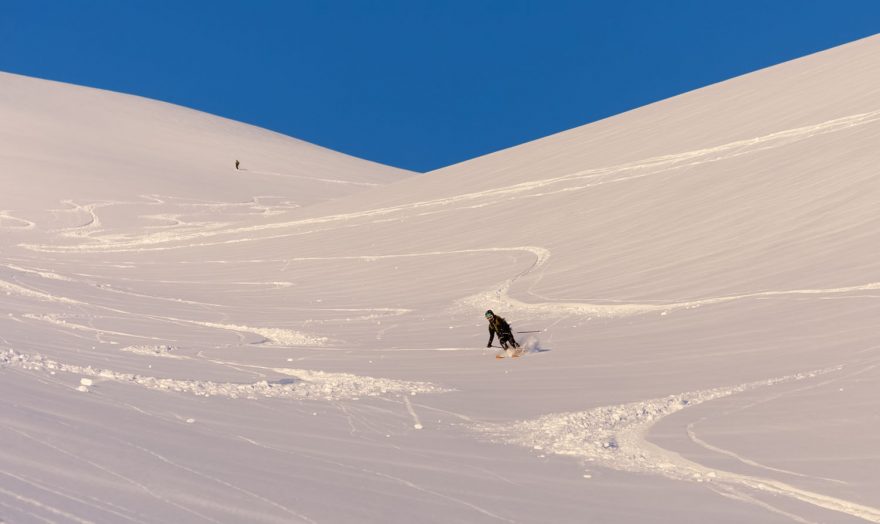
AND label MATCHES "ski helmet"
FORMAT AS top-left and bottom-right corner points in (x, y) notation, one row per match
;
(485, 310), (494, 318)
